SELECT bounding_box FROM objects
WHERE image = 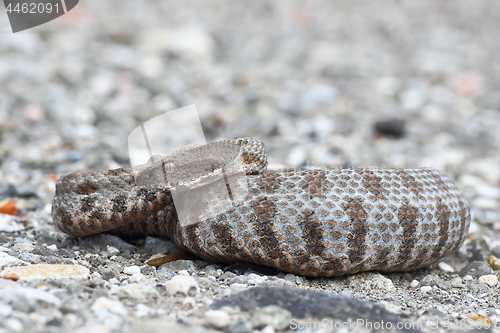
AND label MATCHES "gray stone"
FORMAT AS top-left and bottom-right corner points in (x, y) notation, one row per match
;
(100, 267), (118, 281)
(211, 287), (418, 333)
(141, 237), (179, 254)
(78, 234), (135, 253)
(159, 260), (197, 273)
(140, 266), (156, 275)
(459, 261), (492, 277)
(252, 305), (292, 330)
(226, 320), (252, 333)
